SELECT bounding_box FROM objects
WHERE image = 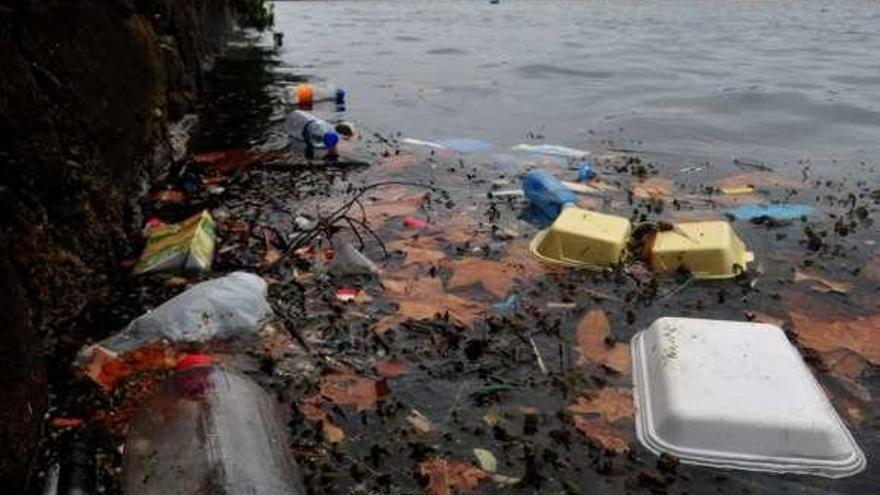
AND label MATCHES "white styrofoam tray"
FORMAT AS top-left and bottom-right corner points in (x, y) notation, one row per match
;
(631, 317), (865, 478)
